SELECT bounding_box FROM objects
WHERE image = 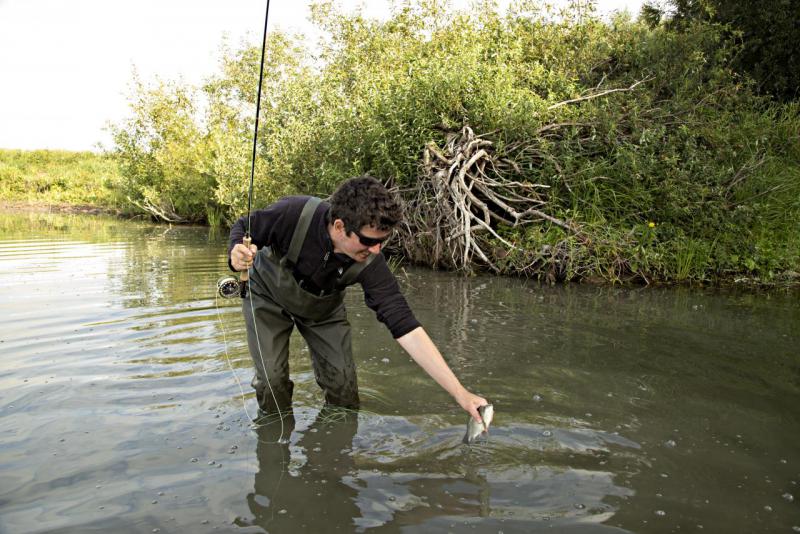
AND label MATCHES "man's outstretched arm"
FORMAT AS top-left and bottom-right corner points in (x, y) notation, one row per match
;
(396, 326), (487, 423)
